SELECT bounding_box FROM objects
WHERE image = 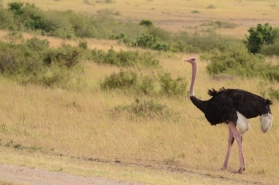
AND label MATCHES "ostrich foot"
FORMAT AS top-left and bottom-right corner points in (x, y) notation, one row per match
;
(220, 165), (227, 171)
(238, 167), (245, 174)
